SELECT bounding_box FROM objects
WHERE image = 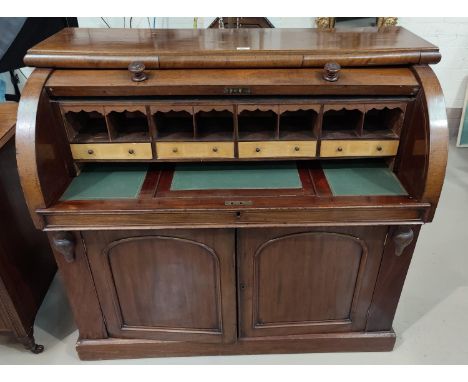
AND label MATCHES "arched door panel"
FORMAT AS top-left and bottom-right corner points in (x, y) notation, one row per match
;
(84, 229), (236, 343)
(238, 227), (387, 337)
